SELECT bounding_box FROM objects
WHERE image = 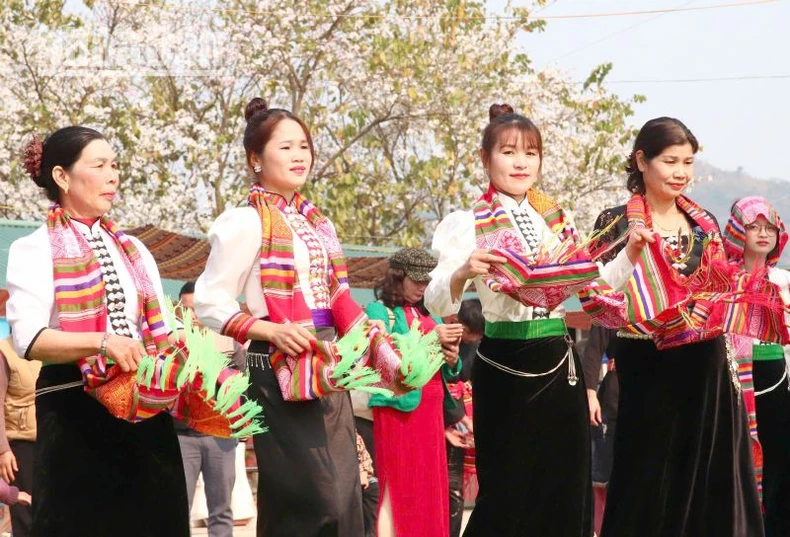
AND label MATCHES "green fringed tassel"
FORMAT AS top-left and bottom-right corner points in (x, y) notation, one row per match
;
(331, 326), (371, 378)
(232, 420), (268, 438)
(228, 399), (268, 438)
(162, 301), (265, 435)
(227, 398), (263, 420)
(136, 356), (157, 387)
(214, 374), (251, 414)
(329, 325), (389, 394)
(394, 321), (444, 388)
